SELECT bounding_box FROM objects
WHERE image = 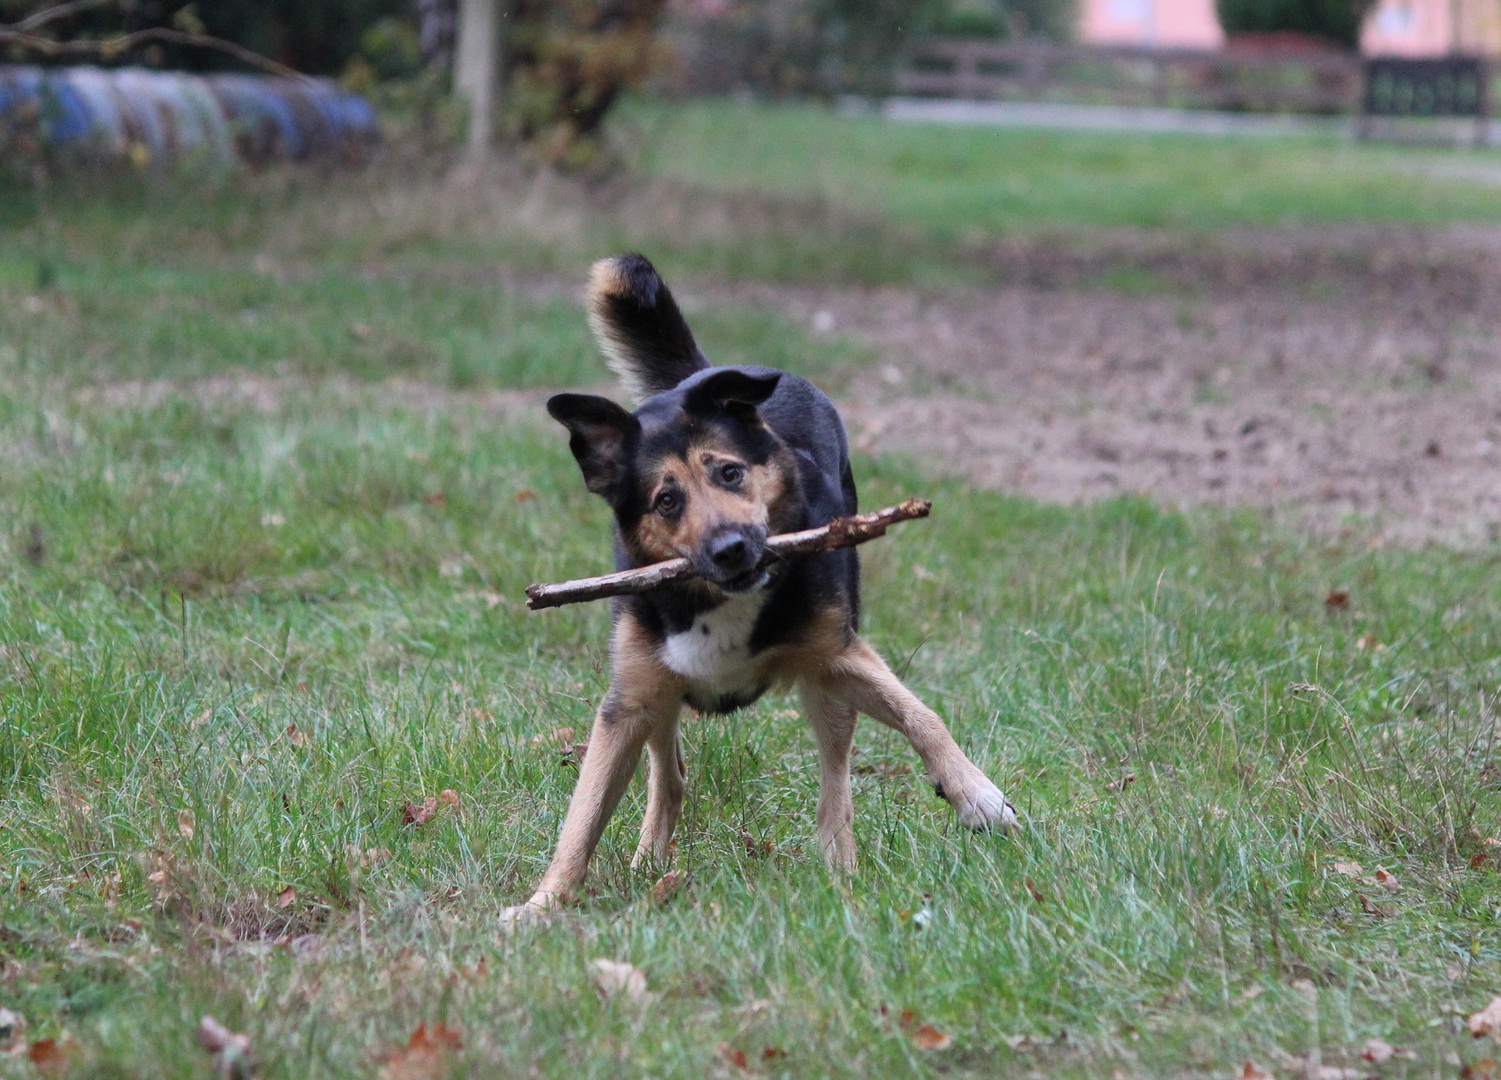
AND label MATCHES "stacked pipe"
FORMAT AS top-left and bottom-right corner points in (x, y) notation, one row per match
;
(0, 65), (378, 169)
